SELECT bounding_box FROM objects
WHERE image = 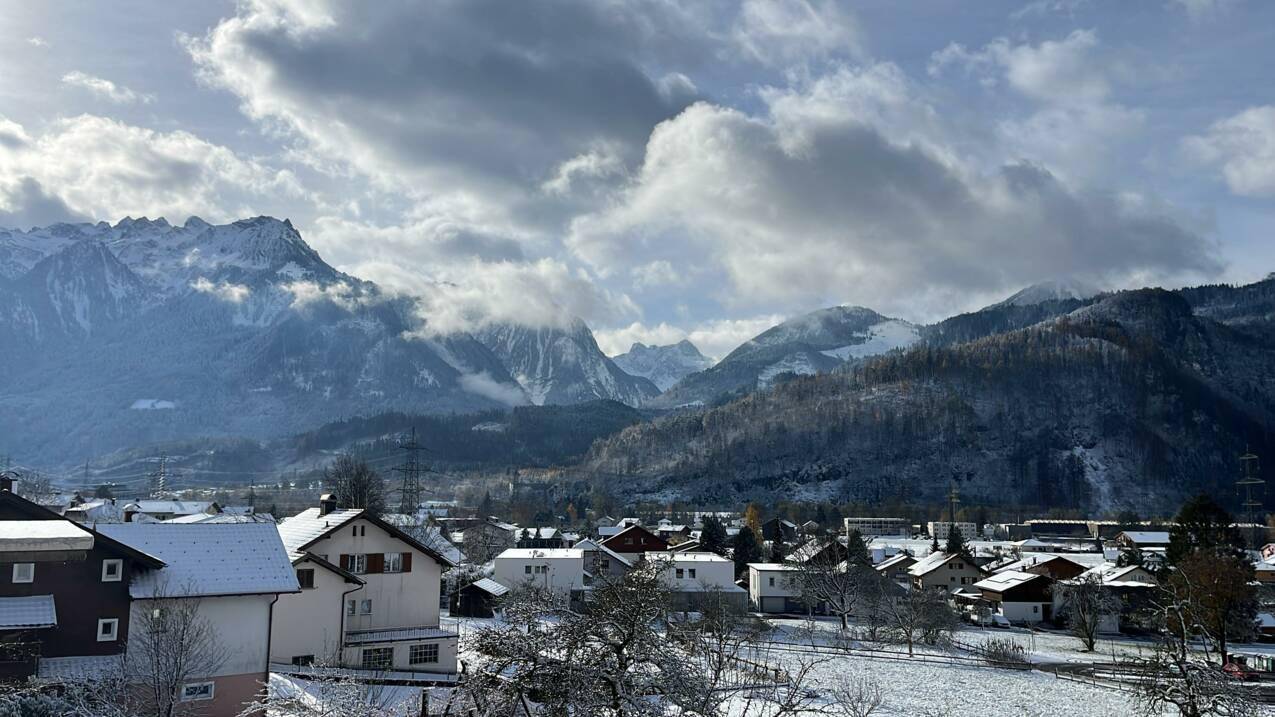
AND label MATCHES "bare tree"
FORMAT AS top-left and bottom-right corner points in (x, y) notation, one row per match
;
(1134, 577), (1258, 717)
(17, 472), (57, 505)
(128, 582), (230, 717)
(876, 587), (957, 656)
(324, 454), (386, 515)
(789, 552), (874, 630)
(1054, 573), (1120, 652)
(824, 676), (886, 717)
(674, 585), (770, 692)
